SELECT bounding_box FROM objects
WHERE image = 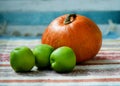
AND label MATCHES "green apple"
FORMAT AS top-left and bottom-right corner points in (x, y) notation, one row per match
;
(32, 44), (54, 69)
(50, 46), (76, 73)
(10, 46), (35, 72)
